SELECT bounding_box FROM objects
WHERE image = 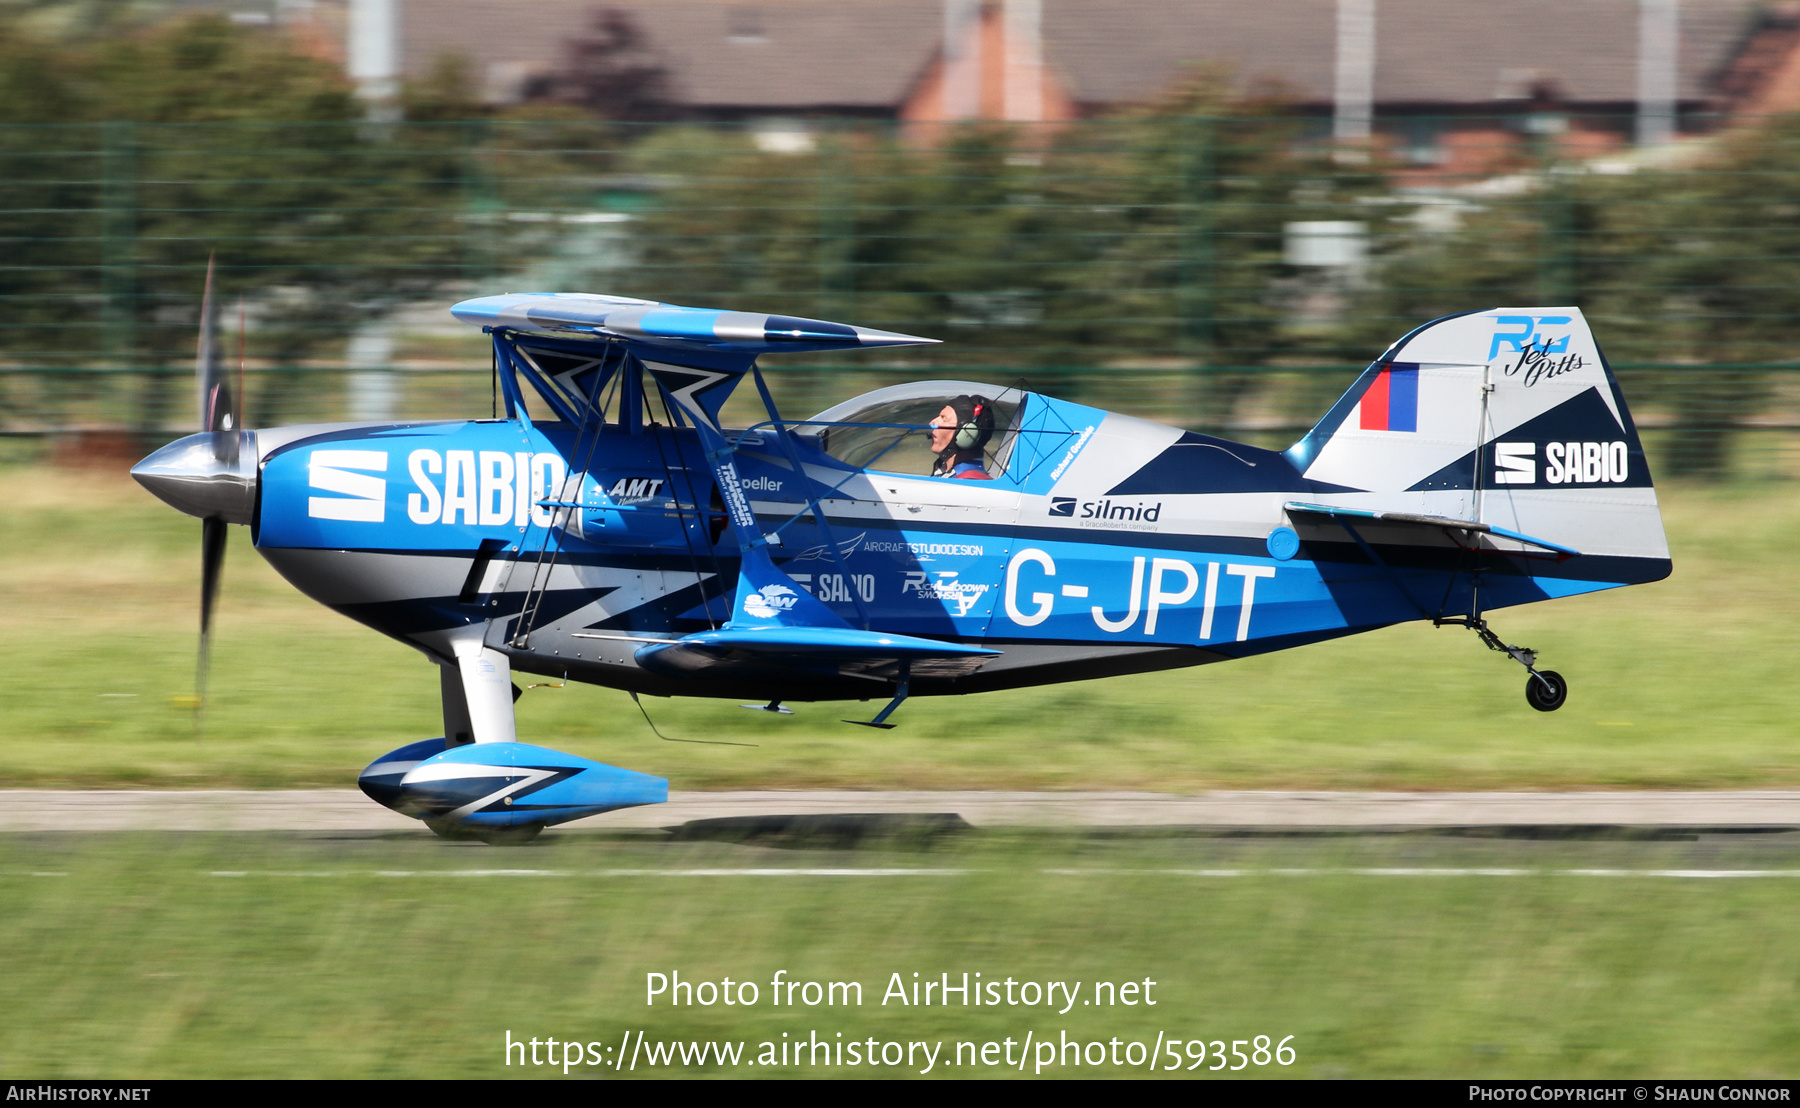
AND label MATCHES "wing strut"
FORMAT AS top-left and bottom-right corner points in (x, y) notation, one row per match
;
(637, 359), (998, 720)
(748, 364), (872, 630)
